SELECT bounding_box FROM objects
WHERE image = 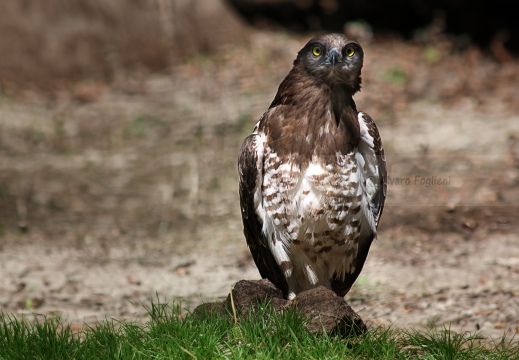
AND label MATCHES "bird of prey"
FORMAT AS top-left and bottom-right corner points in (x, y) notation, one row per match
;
(238, 33), (386, 300)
